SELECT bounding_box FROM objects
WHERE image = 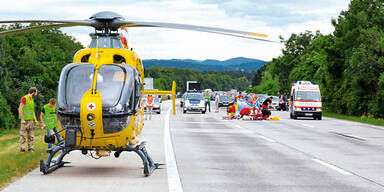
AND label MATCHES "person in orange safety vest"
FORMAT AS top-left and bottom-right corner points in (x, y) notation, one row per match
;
(146, 95), (154, 120)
